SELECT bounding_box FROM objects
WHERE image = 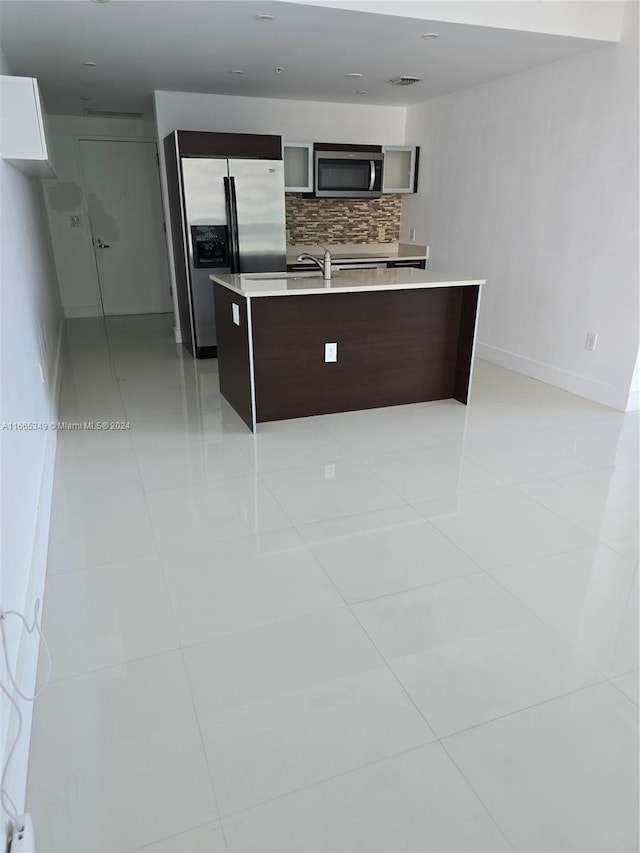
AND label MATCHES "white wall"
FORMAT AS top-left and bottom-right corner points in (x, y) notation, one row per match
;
(0, 54), (63, 841)
(154, 90), (406, 147)
(154, 89), (407, 338)
(43, 115), (157, 317)
(402, 1), (639, 410)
